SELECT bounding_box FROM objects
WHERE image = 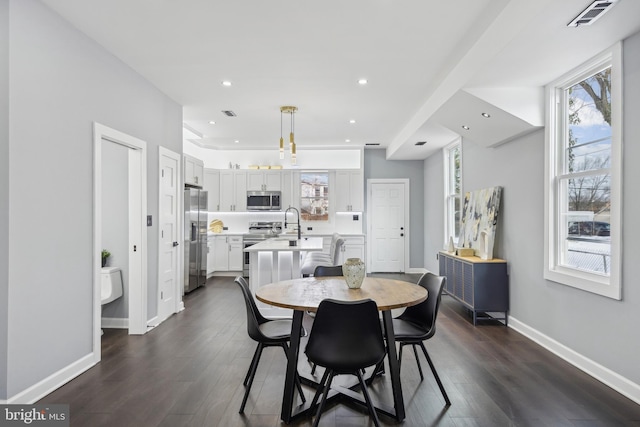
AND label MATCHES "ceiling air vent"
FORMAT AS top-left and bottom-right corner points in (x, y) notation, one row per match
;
(222, 110), (237, 117)
(415, 141), (427, 146)
(567, 0), (619, 27)
(365, 143), (380, 146)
